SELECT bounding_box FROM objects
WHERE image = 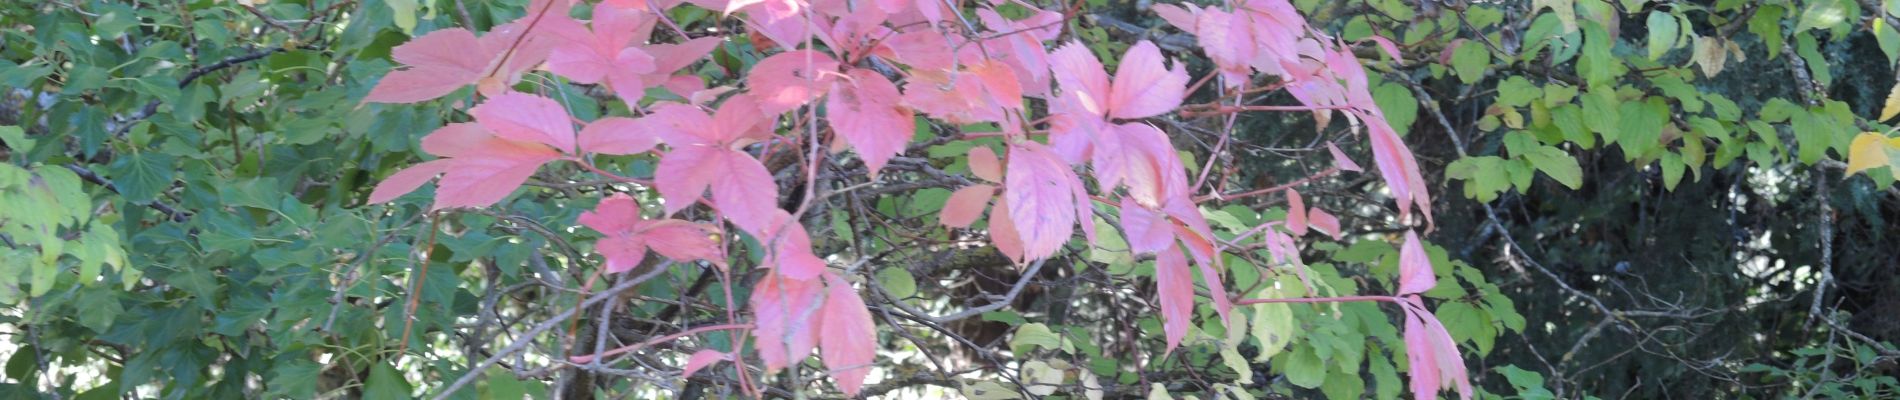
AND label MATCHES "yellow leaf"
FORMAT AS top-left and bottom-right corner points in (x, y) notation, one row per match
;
(1846, 132), (1892, 175)
(1882, 82), (1900, 121)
